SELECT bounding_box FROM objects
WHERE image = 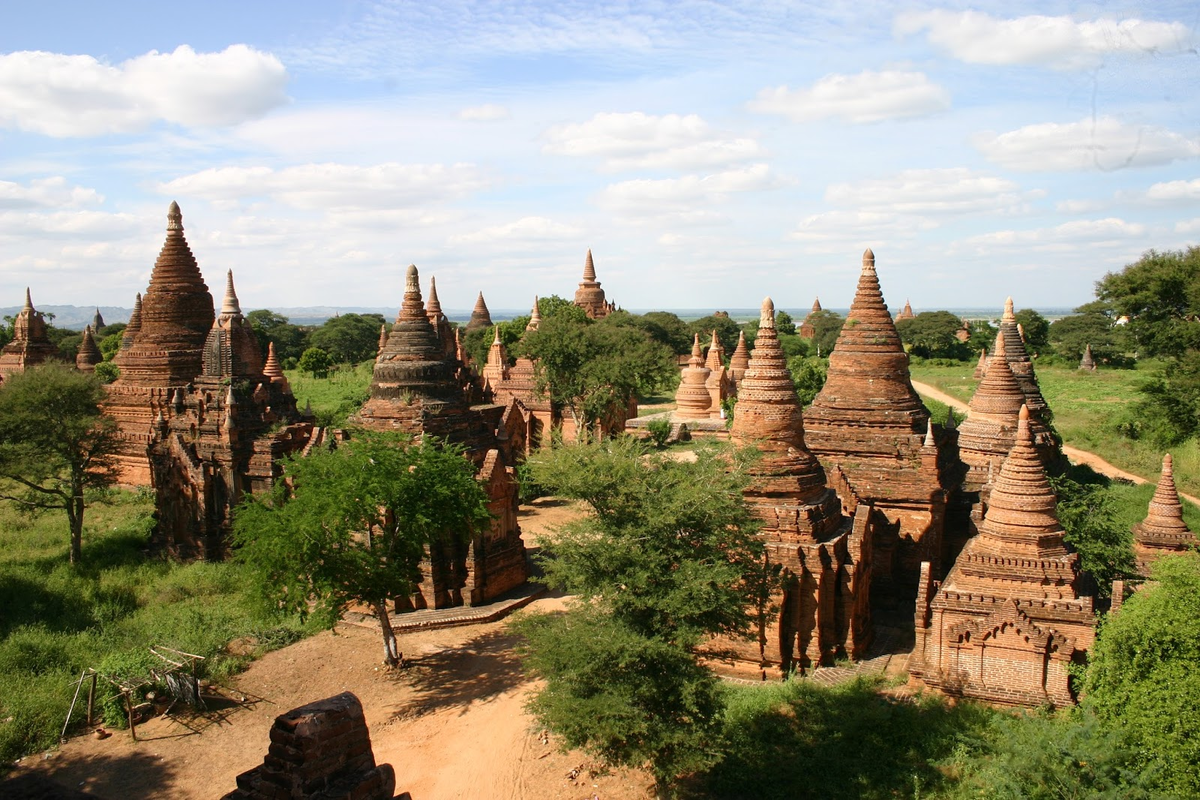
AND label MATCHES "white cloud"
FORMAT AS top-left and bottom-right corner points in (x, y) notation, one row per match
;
(975, 117), (1200, 172)
(956, 218), (1147, 251)
(895, 10), (1193, 69)
(1144, 178), (1200, 203)
(451, 216), (581, 245)
(1176, 218), (1200, 234)
(0, 177), (103, 210)
(791, 210), (937, 244)
(1056, 199), (1108, 214)
(156, 162), (490, 211)
(543, 112), (764, 171)
(824, 168), (1032, 215)
(0, 45), (289, 137)
(0, 209), (141, 240)
(597, 164), (776, 217)
(458, 103), (510, 122)
(748, 70), (949, 124)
